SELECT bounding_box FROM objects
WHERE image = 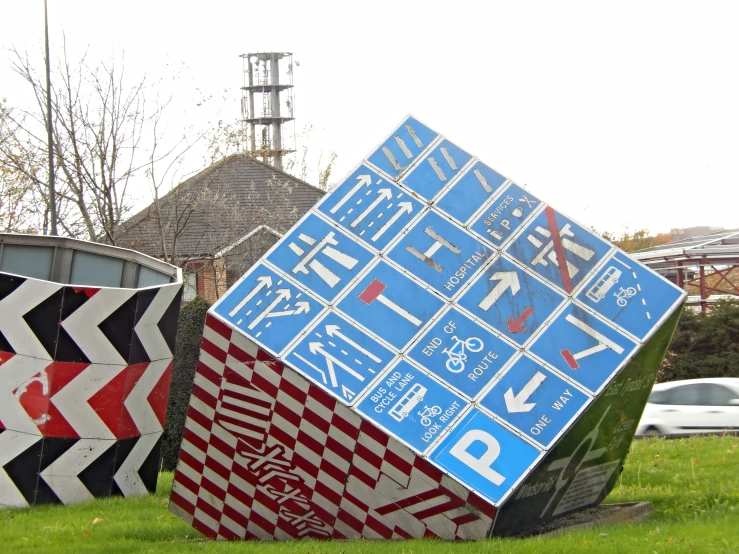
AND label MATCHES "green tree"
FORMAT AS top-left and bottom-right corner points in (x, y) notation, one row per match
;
(659, 300), (739, 382)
